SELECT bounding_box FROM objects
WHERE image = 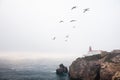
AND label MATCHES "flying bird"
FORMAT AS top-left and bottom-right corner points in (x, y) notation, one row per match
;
(65, 35), (69, 38)
(73, 26), (76, 28)
(59, 20), (64, 23)
(83, 8), (90, 13)
(70, 20), (76, 22)
(71, 6), (77, 10)
(65, 39), (68, 42)
(52, 37), (56, 40)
